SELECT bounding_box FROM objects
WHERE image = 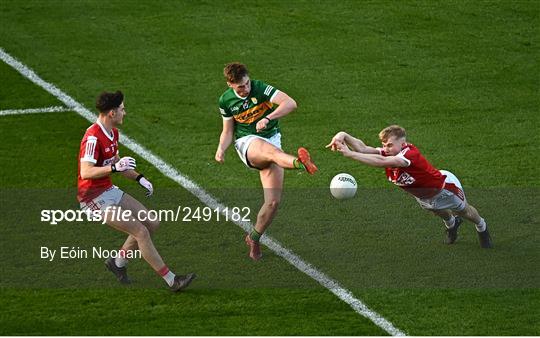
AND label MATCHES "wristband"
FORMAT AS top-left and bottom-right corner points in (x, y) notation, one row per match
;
(136, 174), (145, 182)
(111, 164), (117, 173)
(264, 116), (272, 122)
